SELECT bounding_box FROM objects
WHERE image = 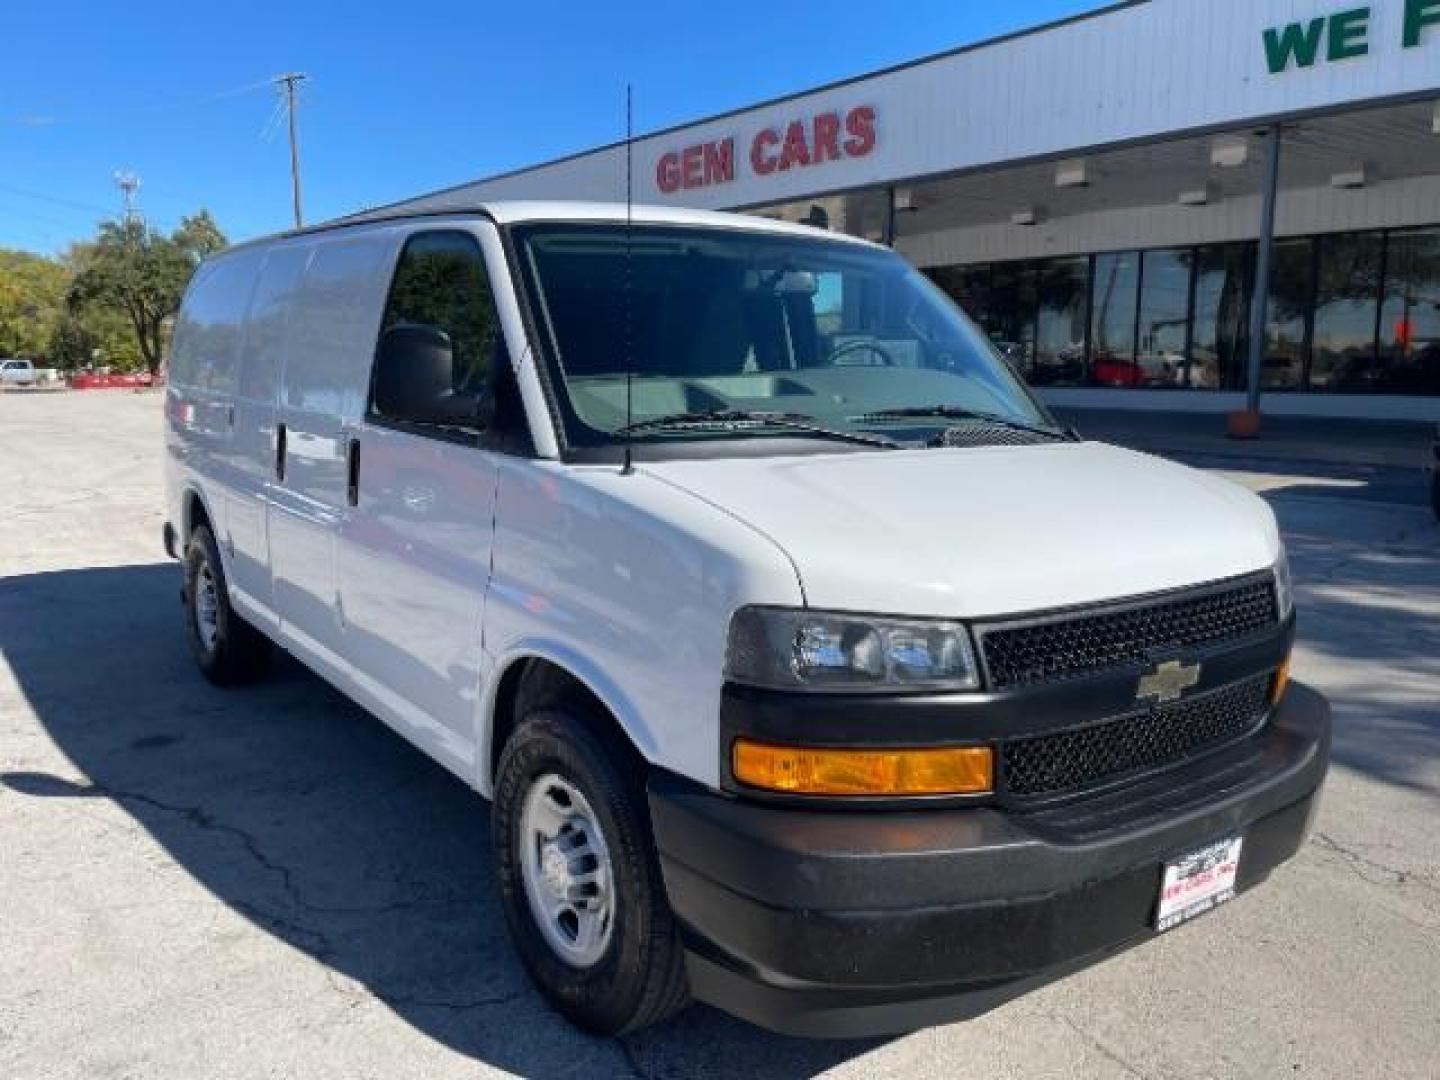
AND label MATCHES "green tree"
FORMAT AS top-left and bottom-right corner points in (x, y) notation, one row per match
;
(69, 212), (227, 374)
(0, 249), (69, 359)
